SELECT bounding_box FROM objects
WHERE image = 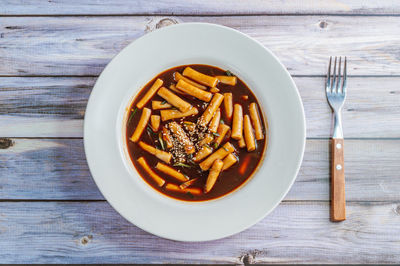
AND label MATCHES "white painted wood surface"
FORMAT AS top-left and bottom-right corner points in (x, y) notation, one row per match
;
(2, 0), (400, 15)
(1, 16), (400, 76)
(0, 201), (400, 264)
(1, 138), (399, 201)
(1, 1), (399, 263)
(1, 77), (399, 138)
